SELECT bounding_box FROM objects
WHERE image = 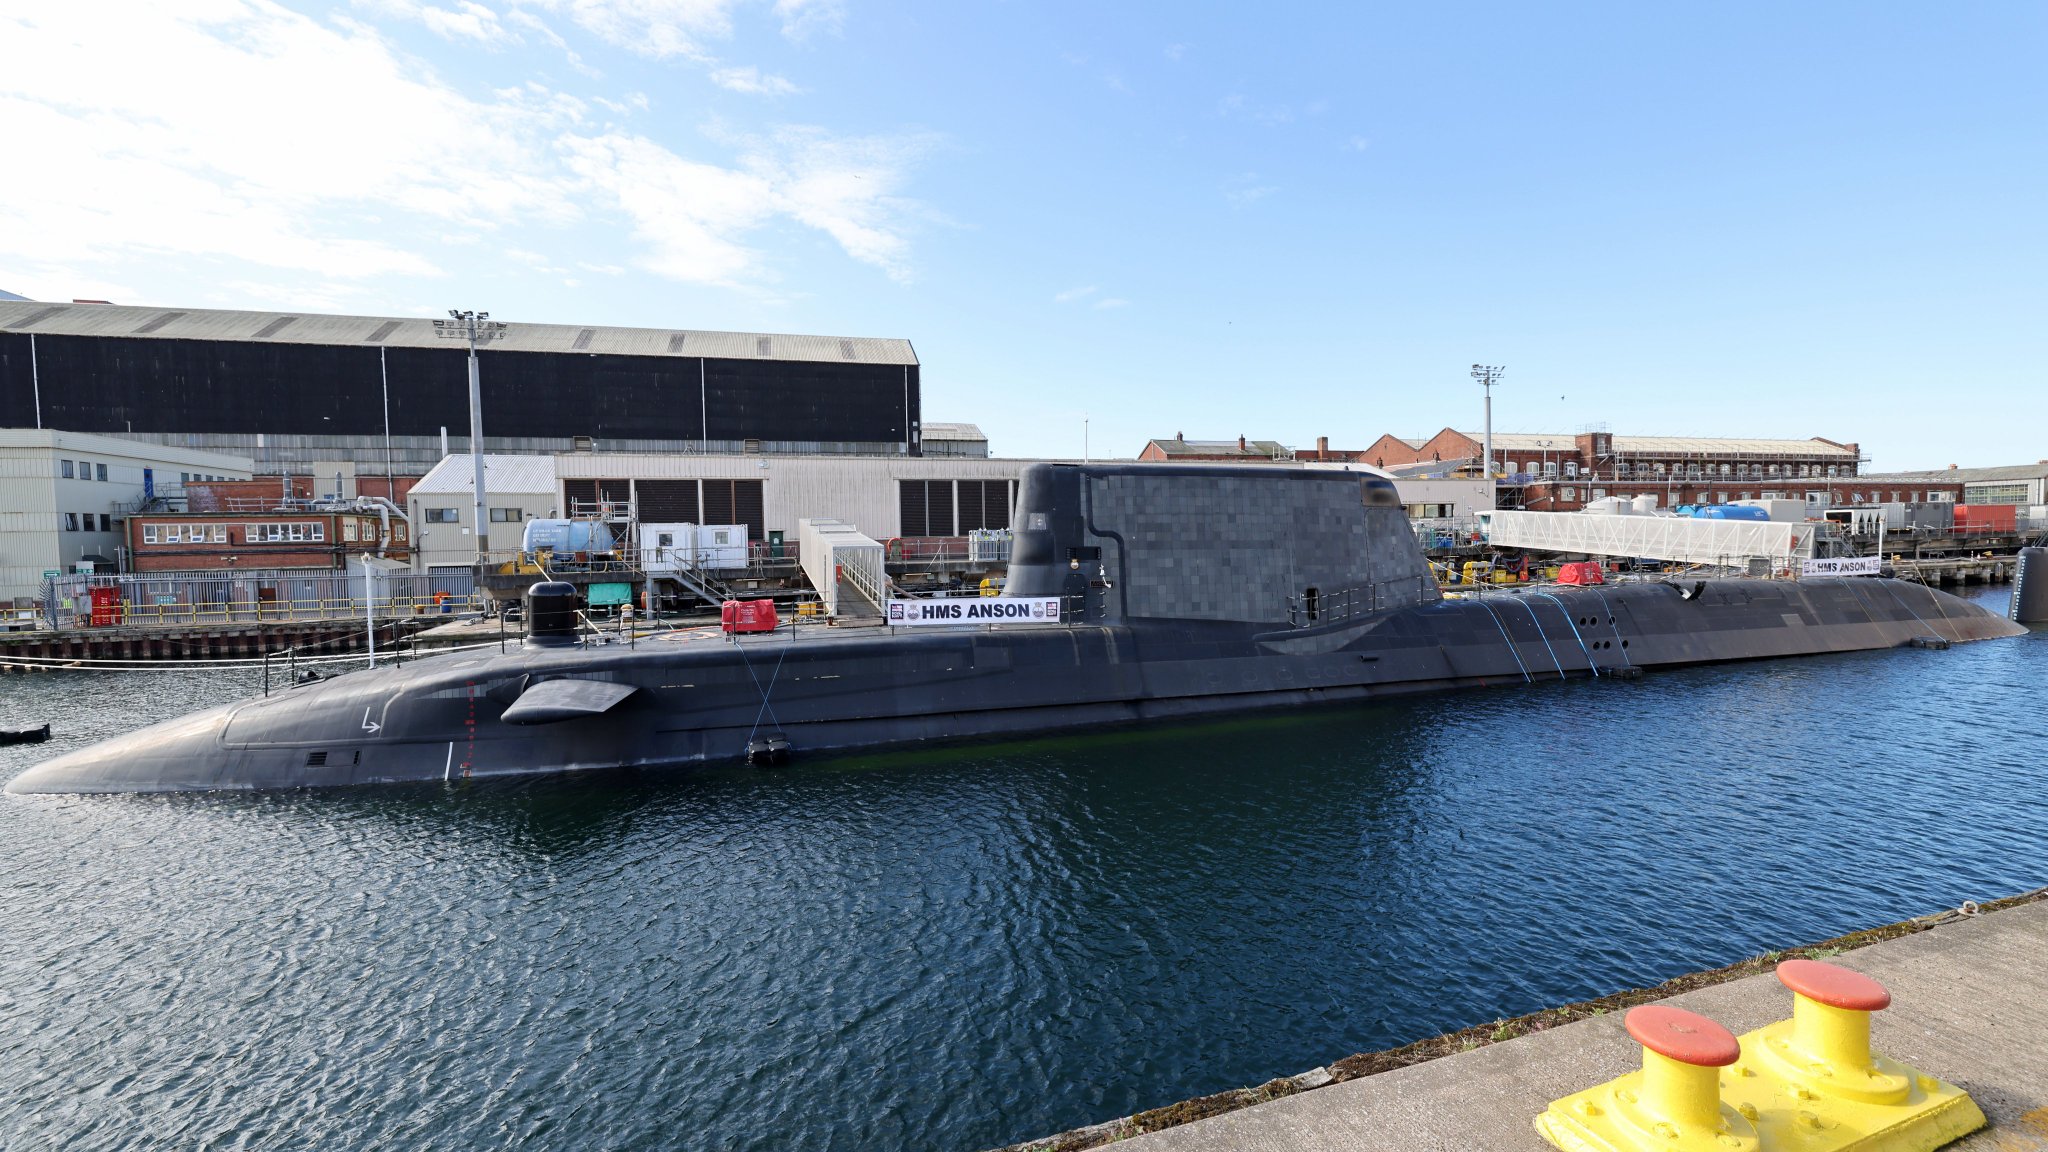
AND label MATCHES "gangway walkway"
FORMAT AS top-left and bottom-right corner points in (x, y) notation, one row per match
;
(1482, 510), (1820, 567)
(798, 519), (887, 619)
